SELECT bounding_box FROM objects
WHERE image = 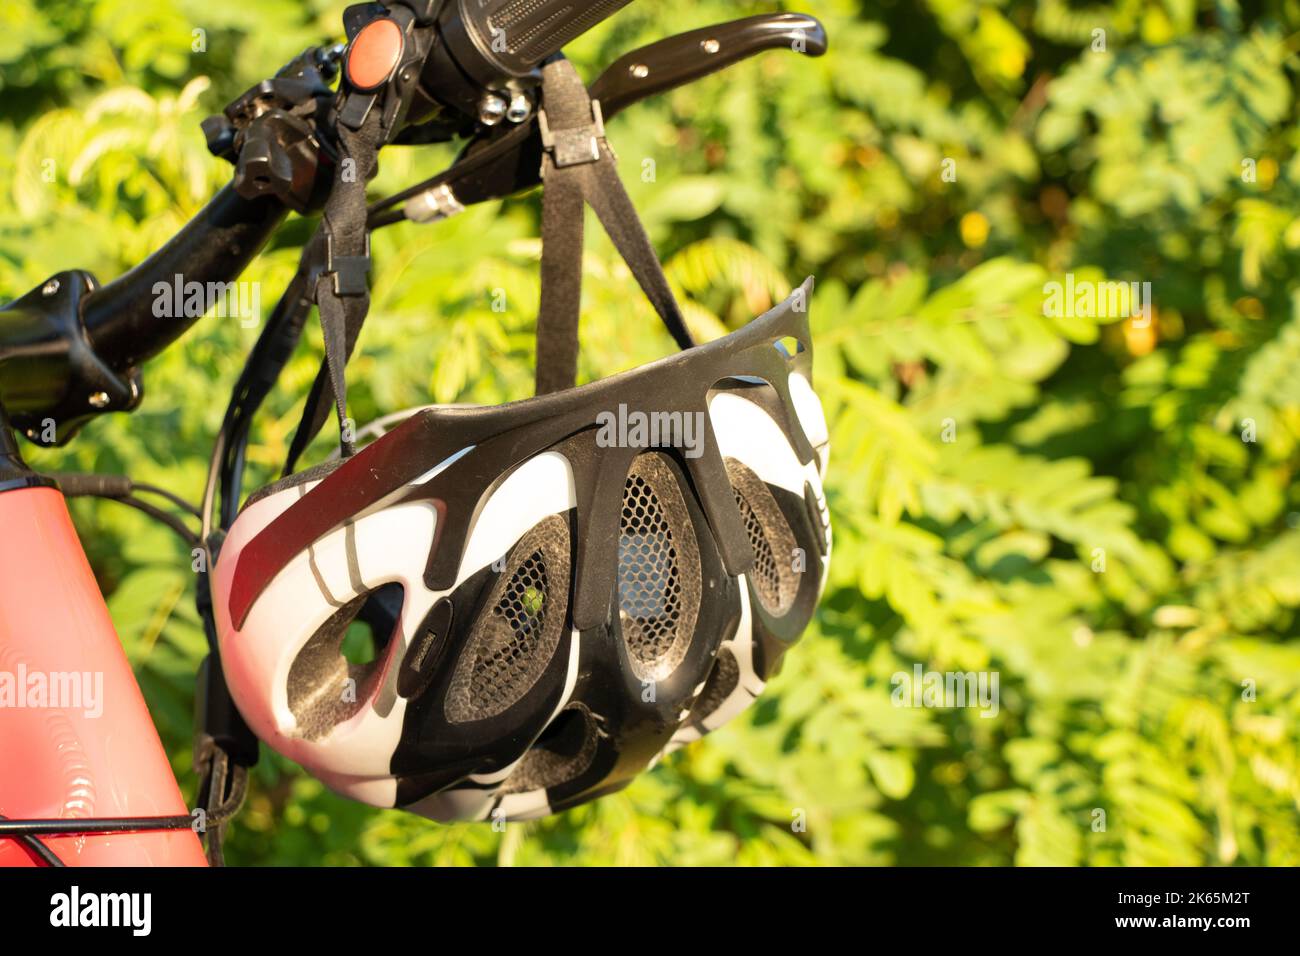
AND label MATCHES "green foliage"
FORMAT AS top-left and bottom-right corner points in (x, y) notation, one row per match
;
(3, 0), (1299, 866)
